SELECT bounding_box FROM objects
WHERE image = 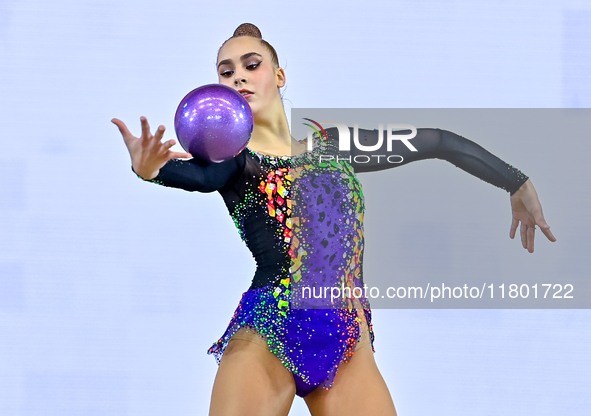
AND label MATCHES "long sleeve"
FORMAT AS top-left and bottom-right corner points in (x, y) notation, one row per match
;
(132, 150), (246, 193)
(326, 127), (529, 196)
